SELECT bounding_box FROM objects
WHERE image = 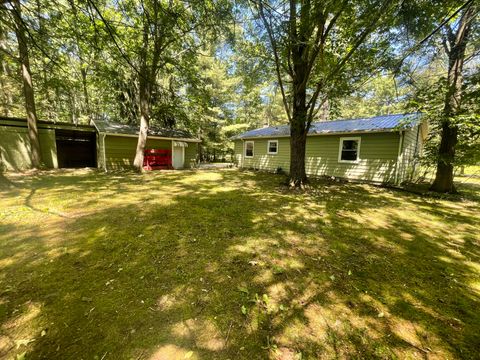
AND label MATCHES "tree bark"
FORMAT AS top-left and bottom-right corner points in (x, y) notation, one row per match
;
(0, 60), (13, 116)
(289, 78), (308, 186)
(430, 6), (476, 193)
(133, 74), (150, 171)
(431, 122), (457, 192)
(288, 4), (309, 188)
(0, 28), (13, 116)
(81, 67), (90, 115)
(13, 0), (42, 168)
(69, 0), (91, 119)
